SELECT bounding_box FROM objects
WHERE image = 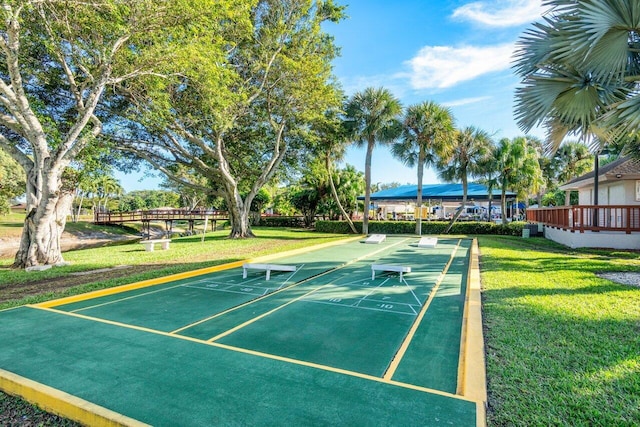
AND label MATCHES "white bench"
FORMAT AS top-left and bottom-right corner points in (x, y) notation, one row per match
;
(140, 239), (171, 252)
(365, 234), (386, 244)
(417, 237), (438, 248)
(371, 264), (411, 281)
(243, 263), (297, 281)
